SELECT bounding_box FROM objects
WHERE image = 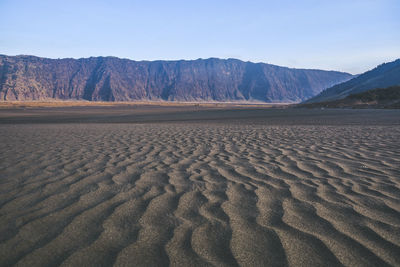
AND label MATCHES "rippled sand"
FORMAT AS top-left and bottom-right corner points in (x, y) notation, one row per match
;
(0, 108), (399, 266)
